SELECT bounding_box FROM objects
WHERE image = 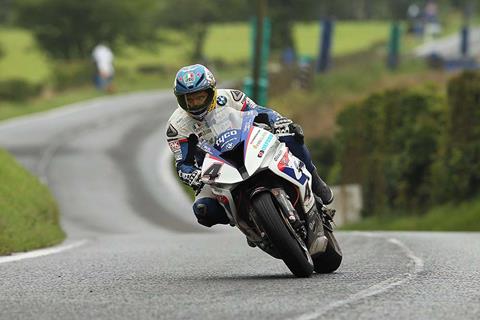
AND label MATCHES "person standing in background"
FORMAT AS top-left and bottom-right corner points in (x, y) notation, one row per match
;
(423, 0), (441, 42)
(92, 43), (115, 93)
